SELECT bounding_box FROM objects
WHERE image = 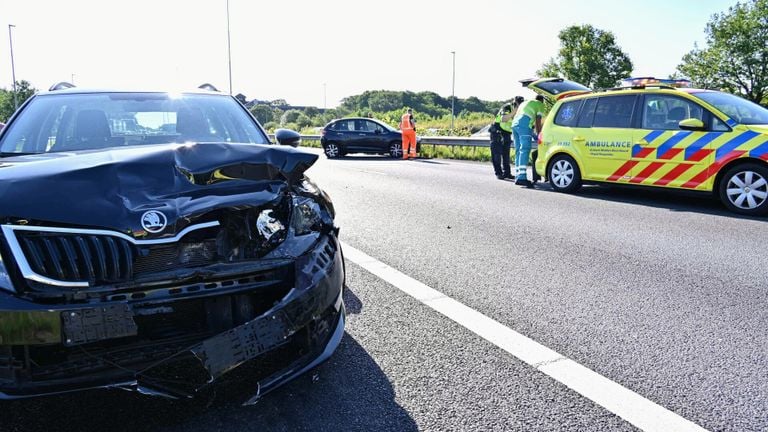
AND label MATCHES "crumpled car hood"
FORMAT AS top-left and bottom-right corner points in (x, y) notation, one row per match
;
(0, 143), (318, 237)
